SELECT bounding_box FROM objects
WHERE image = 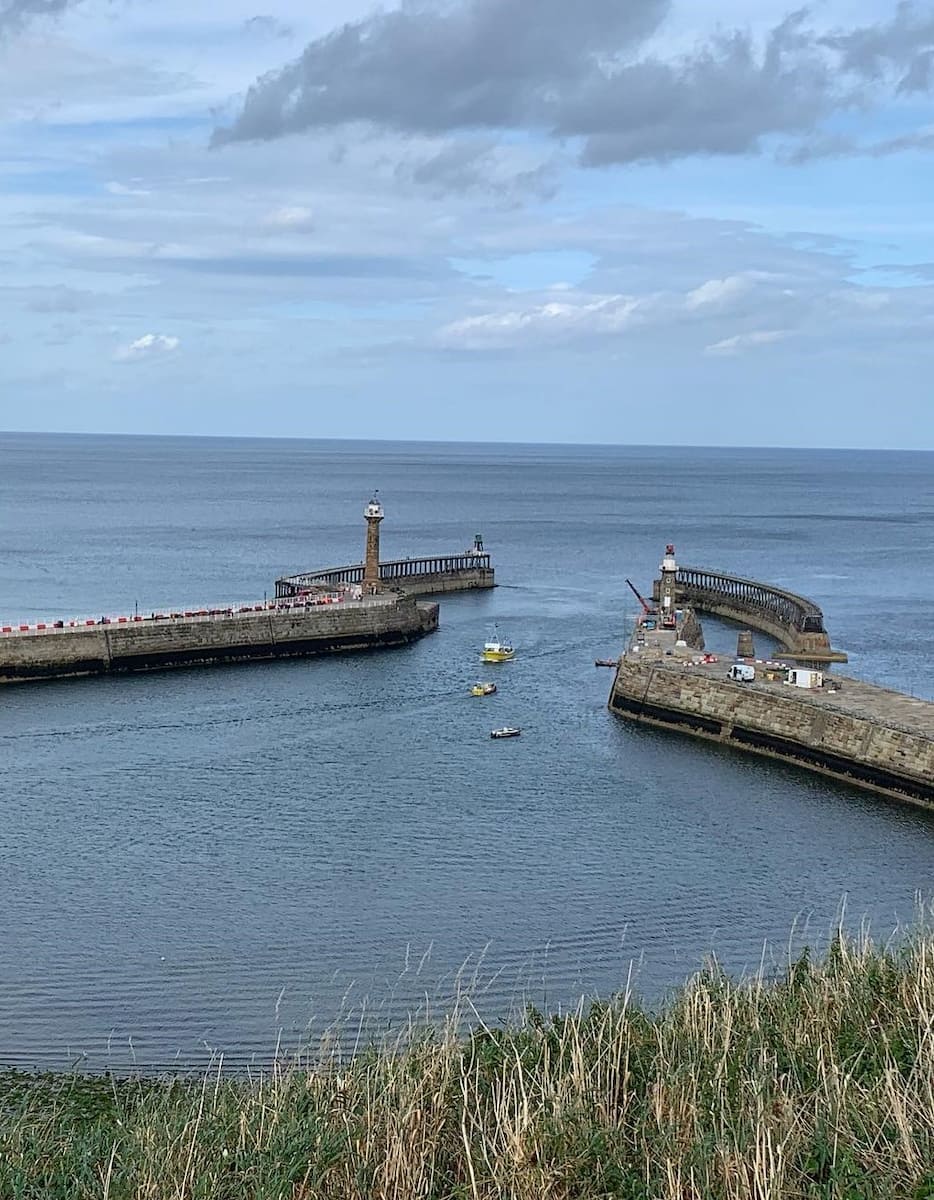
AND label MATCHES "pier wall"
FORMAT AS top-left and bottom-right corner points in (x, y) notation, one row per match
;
(653, 569), (846, 663)
(675, 596), (800, 652)
(392, 567), (494, 596)
(675, 595), (838, 662)
(610, 660), (934, 809)
(0, 597), (438, 684)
